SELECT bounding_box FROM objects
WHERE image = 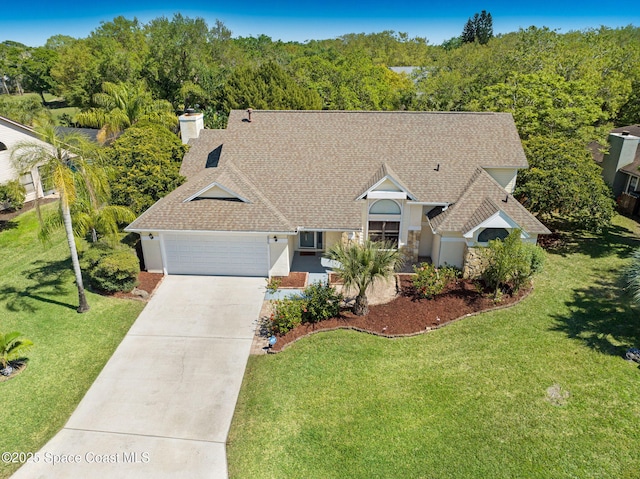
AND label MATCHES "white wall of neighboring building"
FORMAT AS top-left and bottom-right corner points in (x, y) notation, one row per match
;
(0, 118), (49, 203)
